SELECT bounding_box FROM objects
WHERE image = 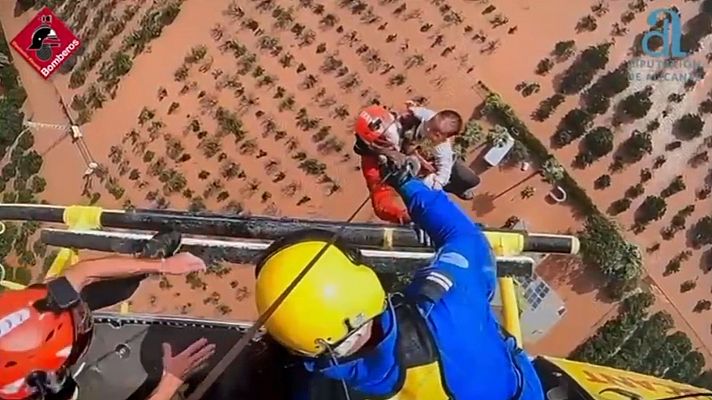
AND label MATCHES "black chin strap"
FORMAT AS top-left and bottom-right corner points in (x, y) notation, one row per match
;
(26, 370), (76, 400)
